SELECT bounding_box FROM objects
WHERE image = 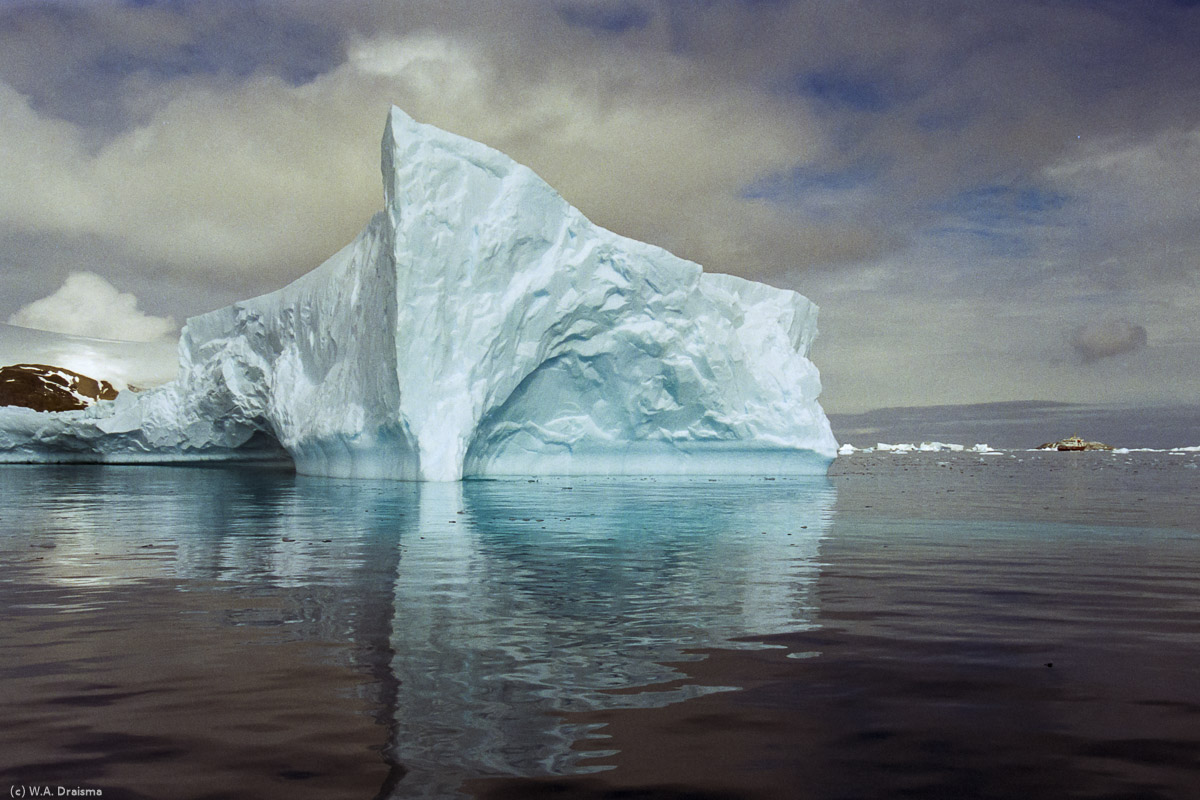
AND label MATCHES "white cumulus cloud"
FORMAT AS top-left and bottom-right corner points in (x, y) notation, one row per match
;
(7, 271), (177, 342)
